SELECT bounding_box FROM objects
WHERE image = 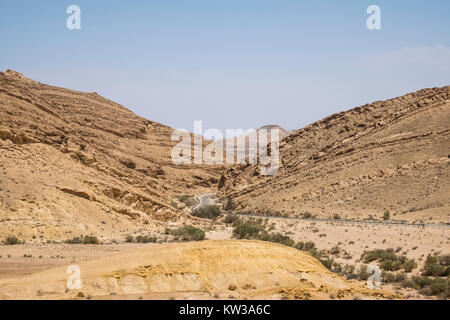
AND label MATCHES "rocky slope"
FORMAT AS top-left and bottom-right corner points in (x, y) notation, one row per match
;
(0, 70), (220, 241)
(220, 86), (450, 223)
